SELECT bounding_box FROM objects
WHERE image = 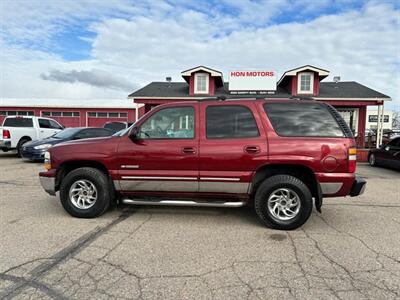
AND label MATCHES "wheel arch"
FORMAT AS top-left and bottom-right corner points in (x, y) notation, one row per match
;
(18, 136), (32, 144)
(251, 163), (322, 212)
(56, 160), (110, 191)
